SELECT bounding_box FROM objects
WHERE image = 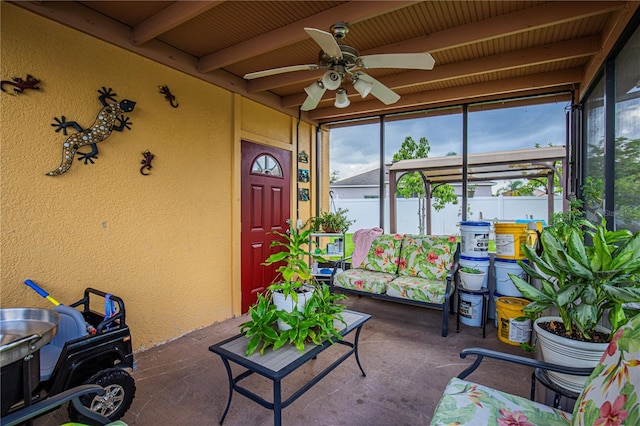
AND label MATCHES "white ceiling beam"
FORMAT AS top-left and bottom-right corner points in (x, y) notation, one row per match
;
(132, 1), (226, 45)
(197, 1), (416, 73)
